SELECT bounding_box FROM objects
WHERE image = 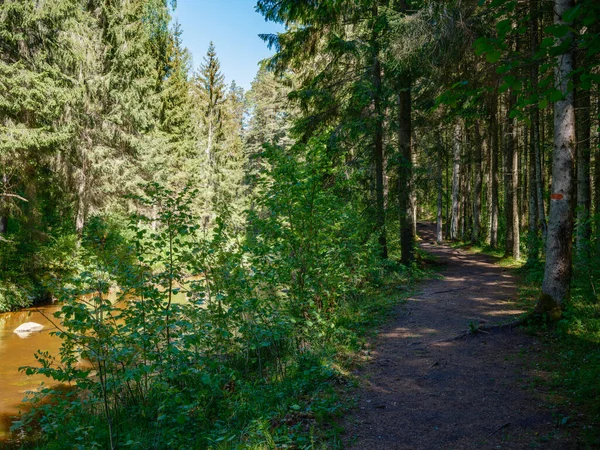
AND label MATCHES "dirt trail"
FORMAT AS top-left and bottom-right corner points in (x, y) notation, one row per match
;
(343, 223), (578, 449)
